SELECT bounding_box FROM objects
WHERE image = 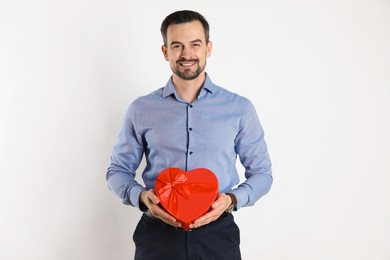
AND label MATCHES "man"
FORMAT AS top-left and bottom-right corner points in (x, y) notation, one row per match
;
(107, 10), (272, 260)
